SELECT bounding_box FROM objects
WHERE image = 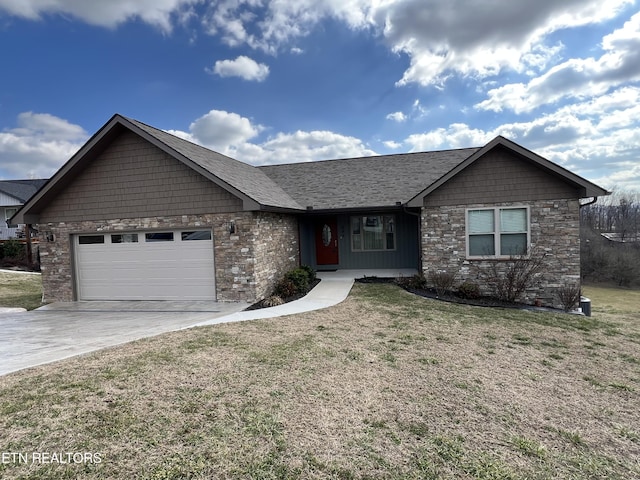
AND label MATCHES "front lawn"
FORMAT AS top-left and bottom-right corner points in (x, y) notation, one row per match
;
(0, 283), (638, 479)
(0, 271), (43, 310)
